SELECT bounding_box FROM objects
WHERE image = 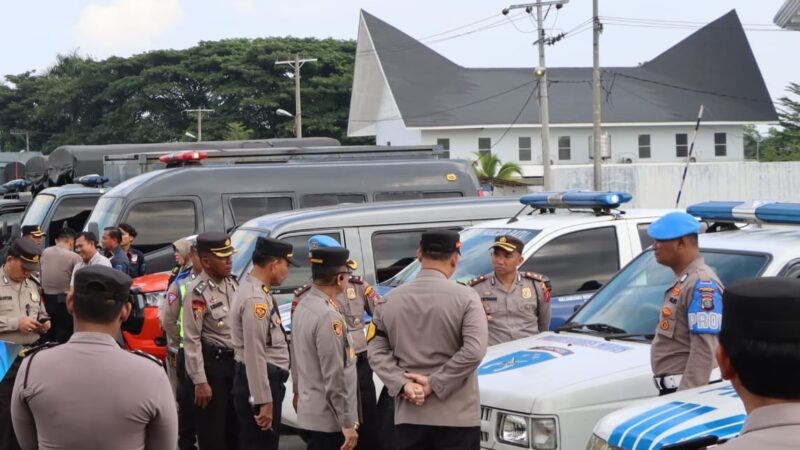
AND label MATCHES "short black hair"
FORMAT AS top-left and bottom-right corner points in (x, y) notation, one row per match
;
(312, 271), (341, 285)
(420, 250), (457, 262)
(252, 249), (281, 268)
(118, 223), (137, 238)
(55, 227), (77, 241)
(76, 232), (98, 246)
(720, 335), (800, 399)
(104, 227), (122, 244)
